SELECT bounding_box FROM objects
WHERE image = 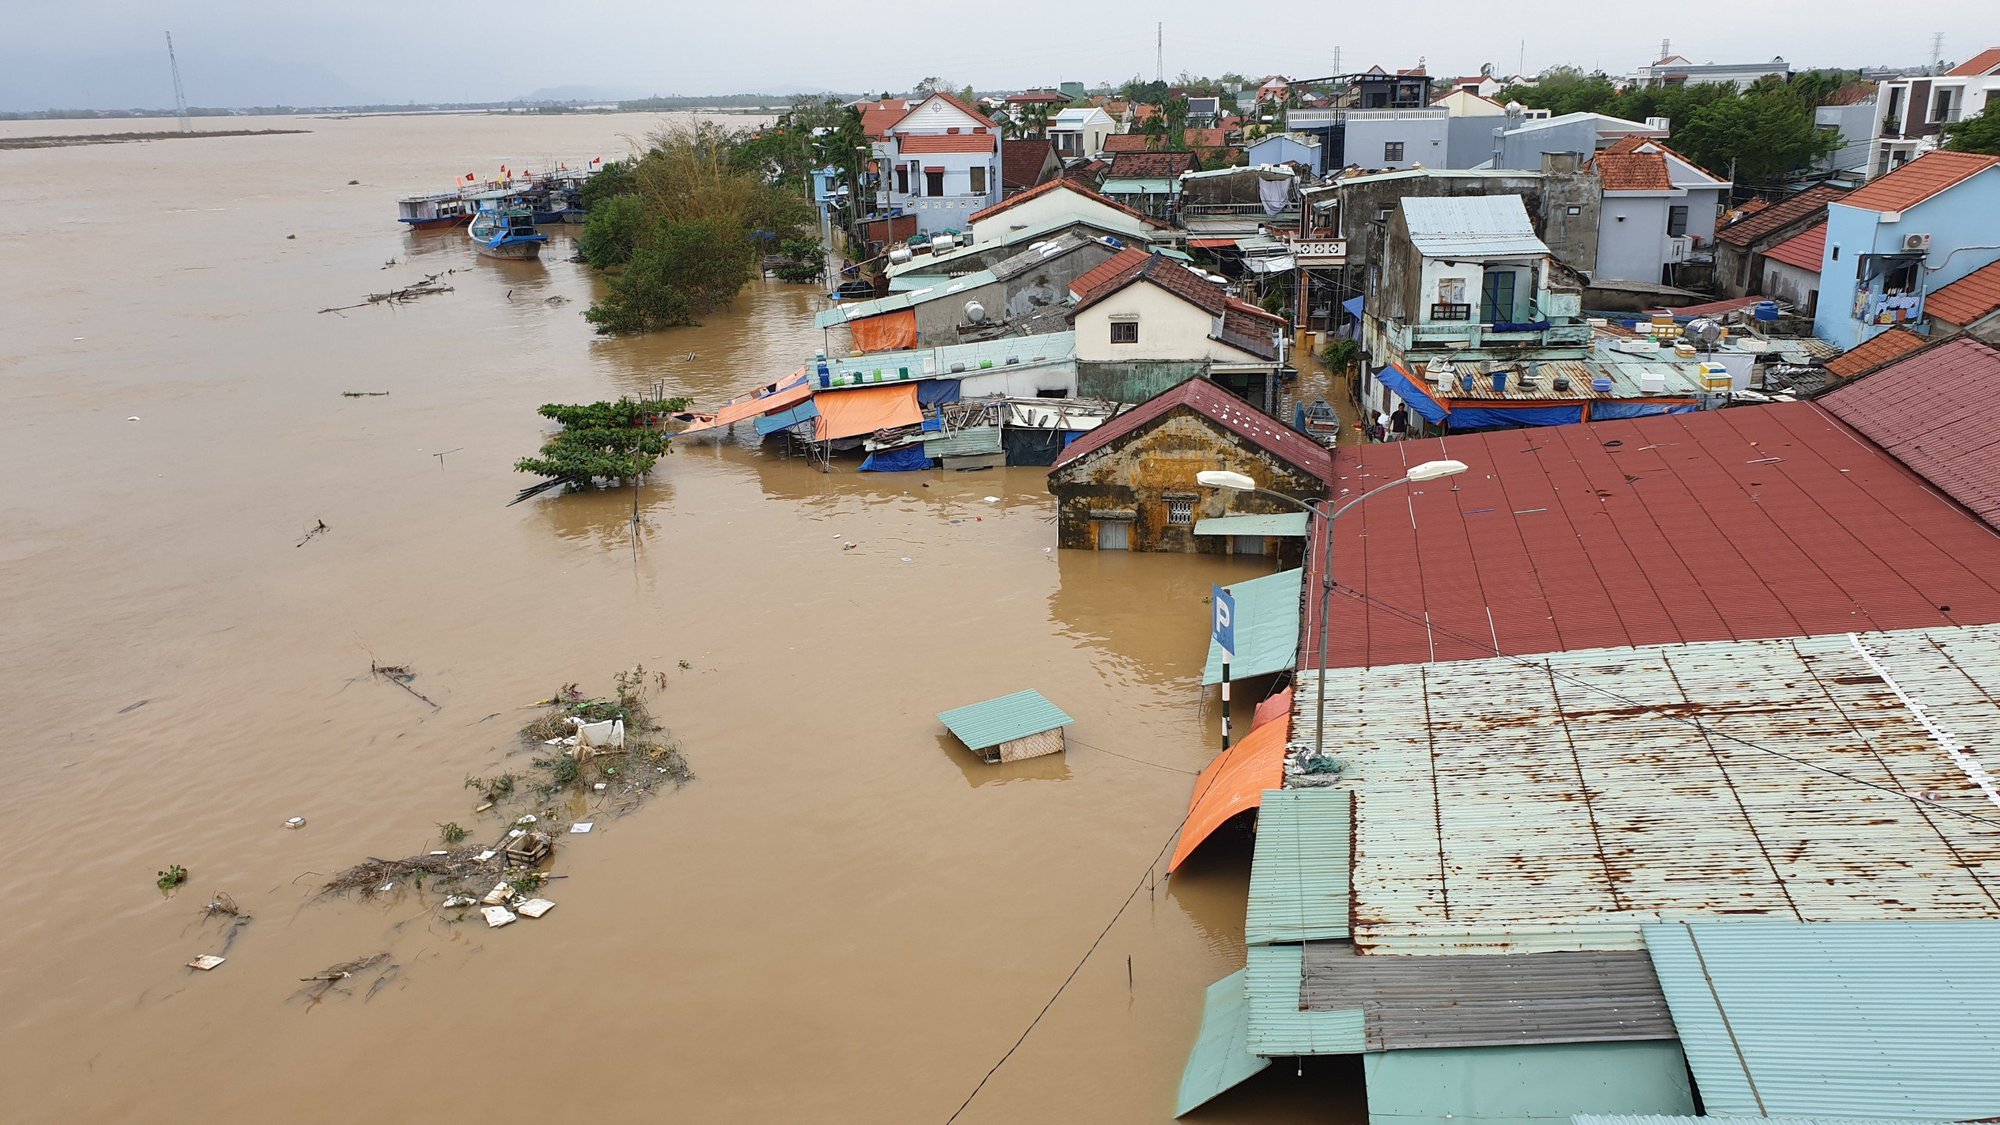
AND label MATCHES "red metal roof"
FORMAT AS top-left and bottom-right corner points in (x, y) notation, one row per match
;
(1839, 151), (2000, 214)
(1715, 184), (1848, 248)
(1051, 377), (1334, 480)
(895, 132), (994, 154)
(1762, 220), (1826, 271)
(1947, 47), (2000, 76)
(1304, 402), (2000, 670)
(1819, 335), (2000, 530)
(1824, 326), (1927, 379)
(1923, 258), (2000, 326)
